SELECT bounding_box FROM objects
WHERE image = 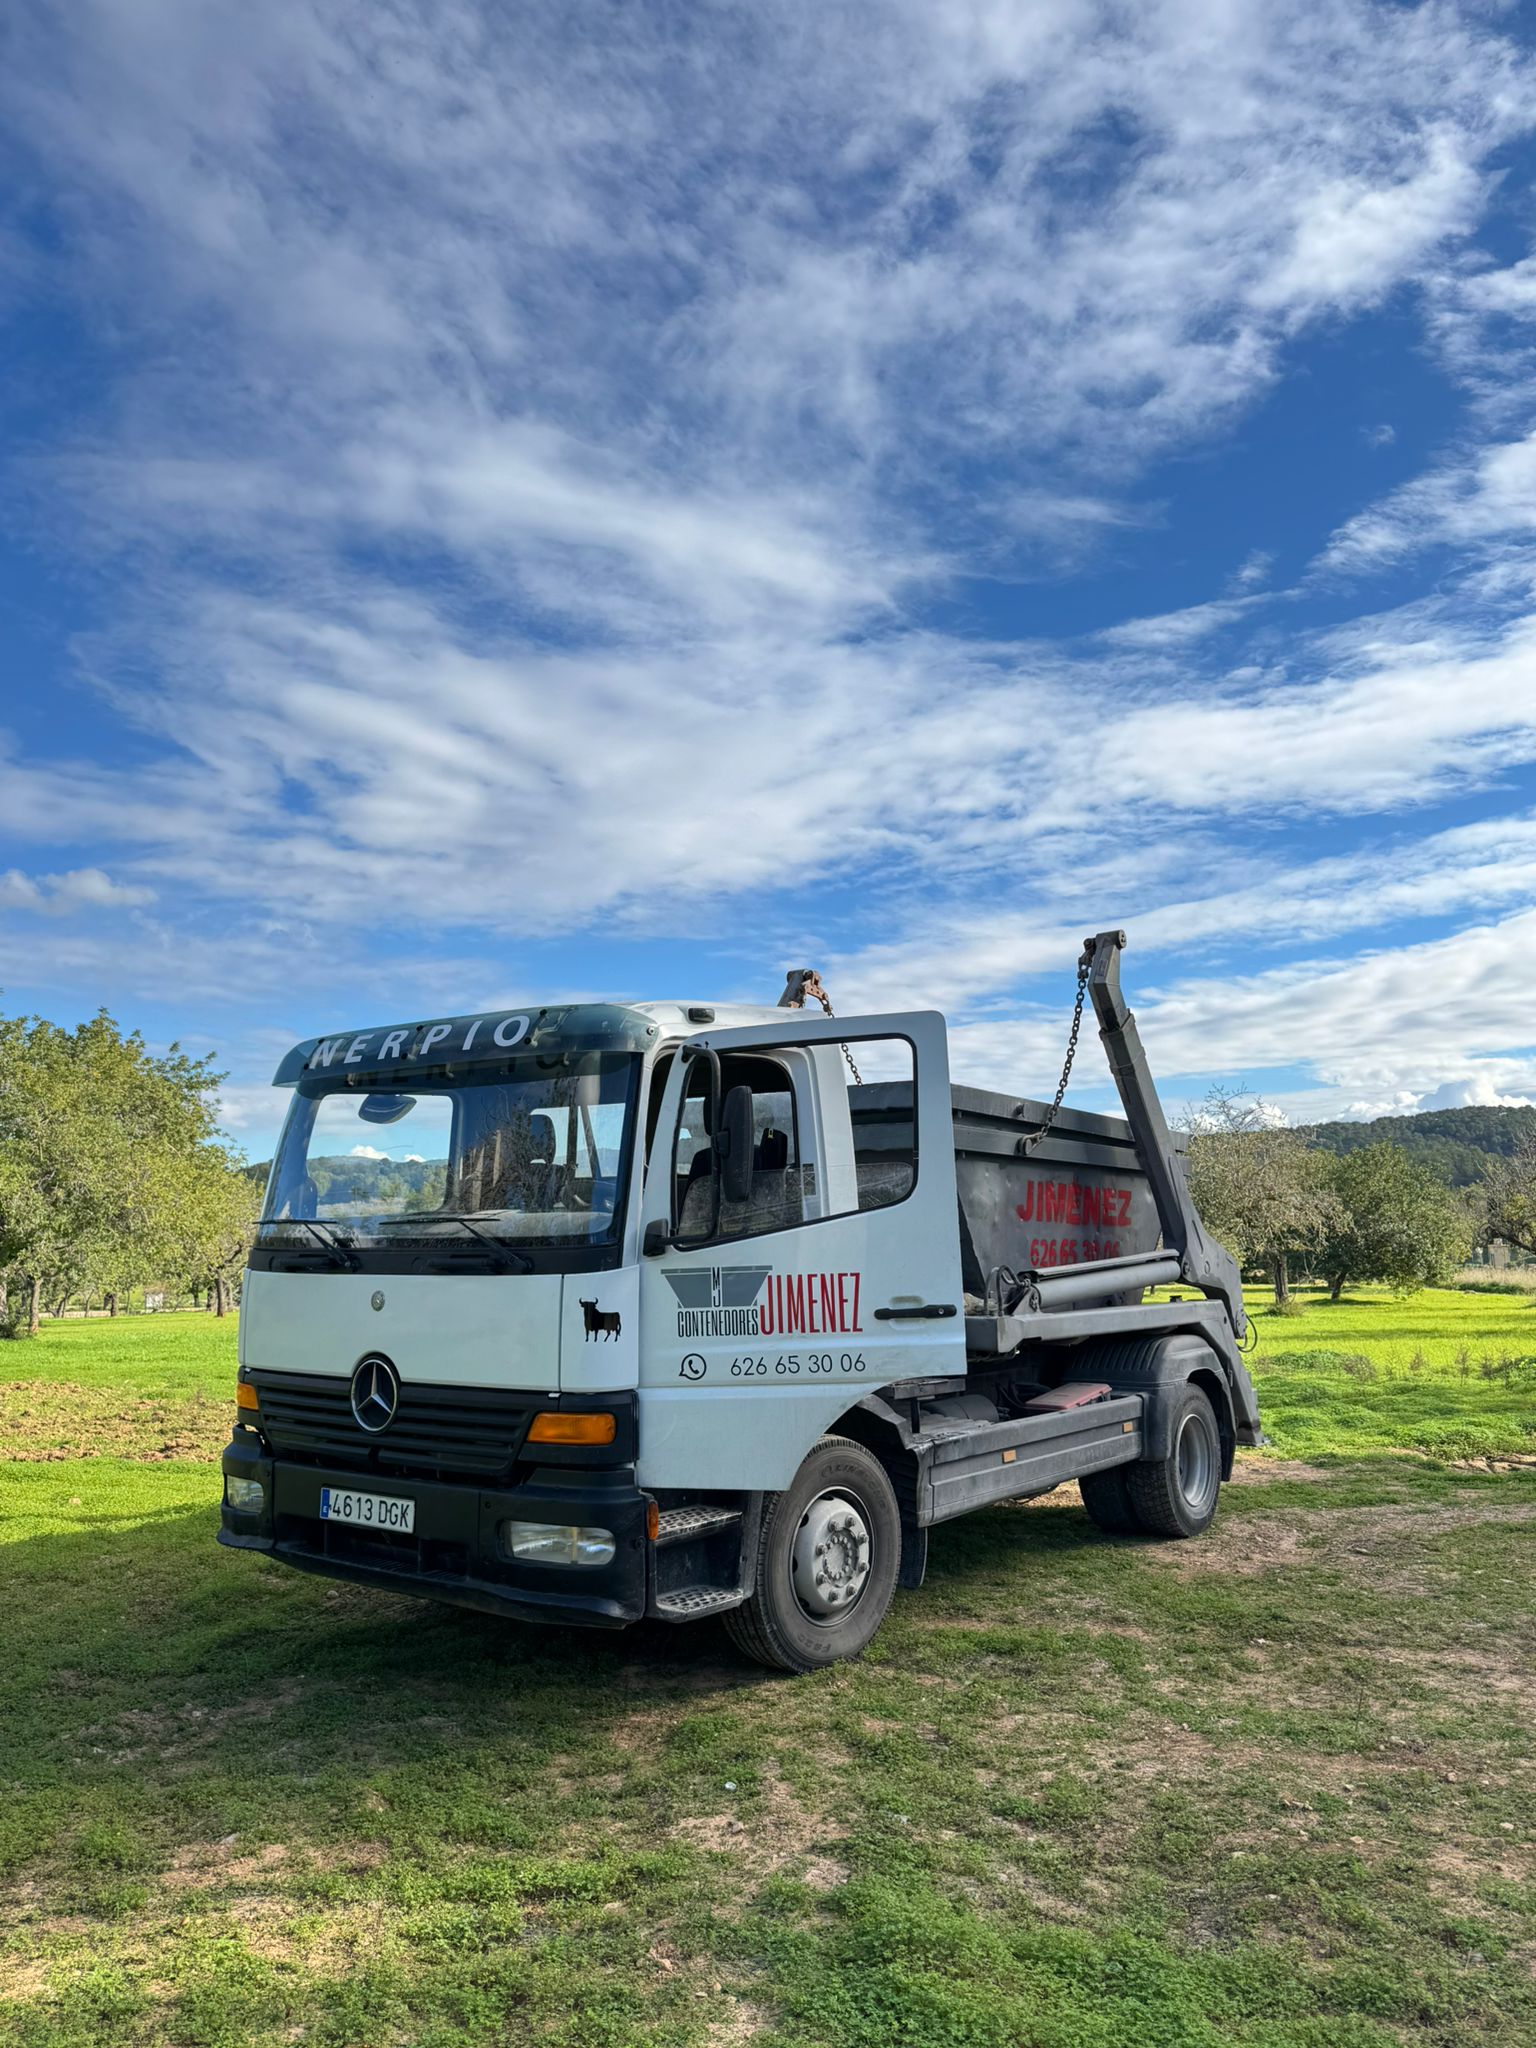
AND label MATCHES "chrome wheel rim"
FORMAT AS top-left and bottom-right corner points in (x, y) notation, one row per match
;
(790, 1490), (873, 1623)
(1176, 1410), (1217, 1512)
